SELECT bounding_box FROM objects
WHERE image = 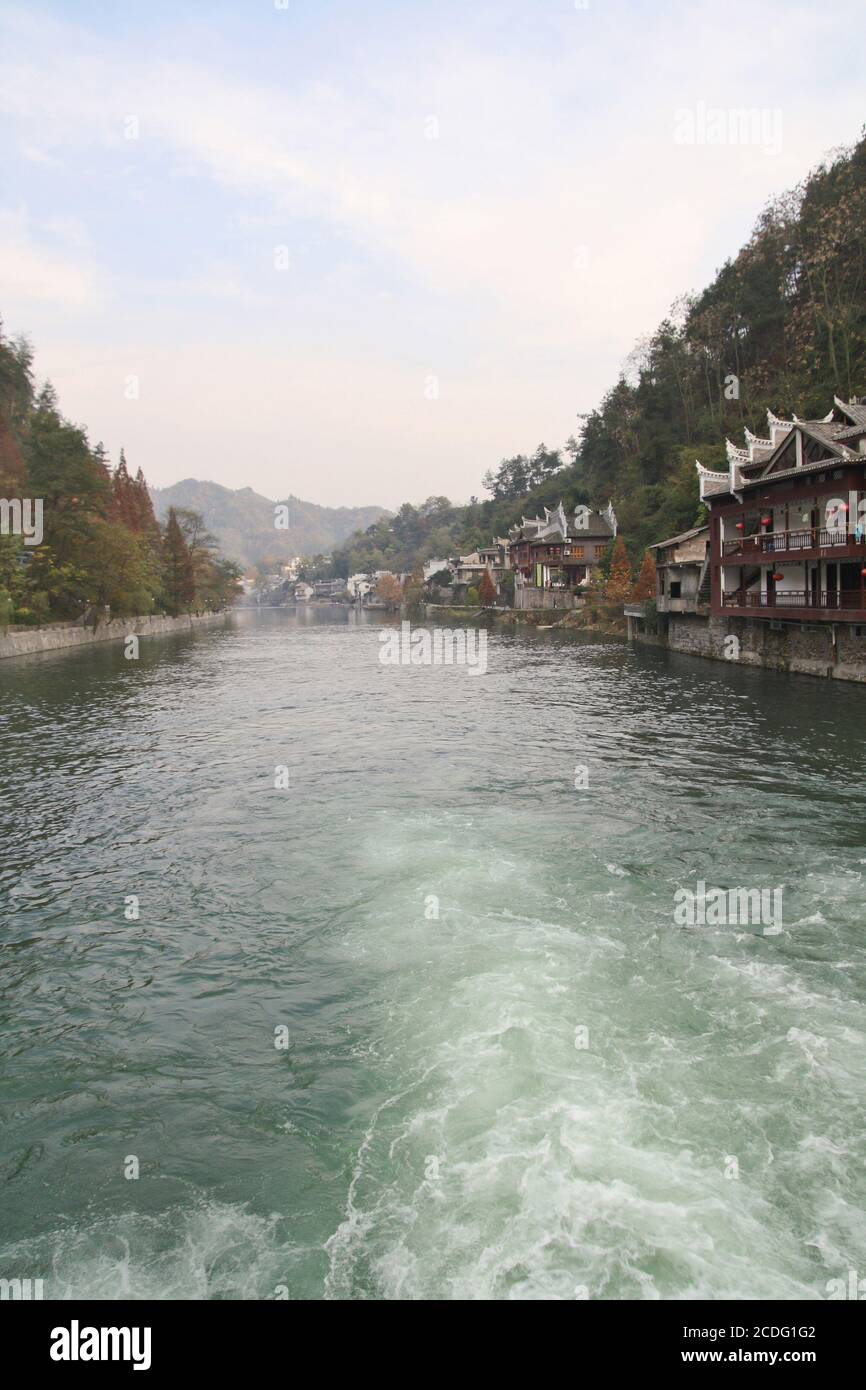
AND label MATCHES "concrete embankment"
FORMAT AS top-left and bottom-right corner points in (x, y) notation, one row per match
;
(0, 611), (229, 660)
